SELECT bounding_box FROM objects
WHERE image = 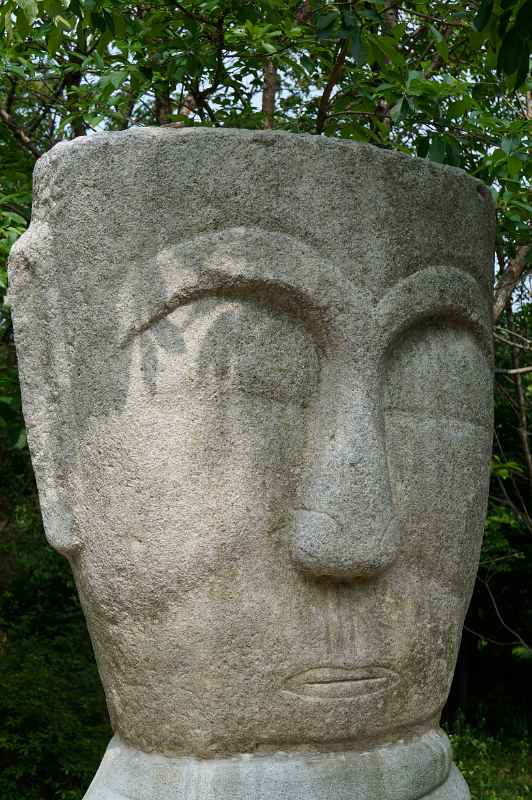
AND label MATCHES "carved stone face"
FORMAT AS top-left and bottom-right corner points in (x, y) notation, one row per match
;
(9, 129), (494, 765)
